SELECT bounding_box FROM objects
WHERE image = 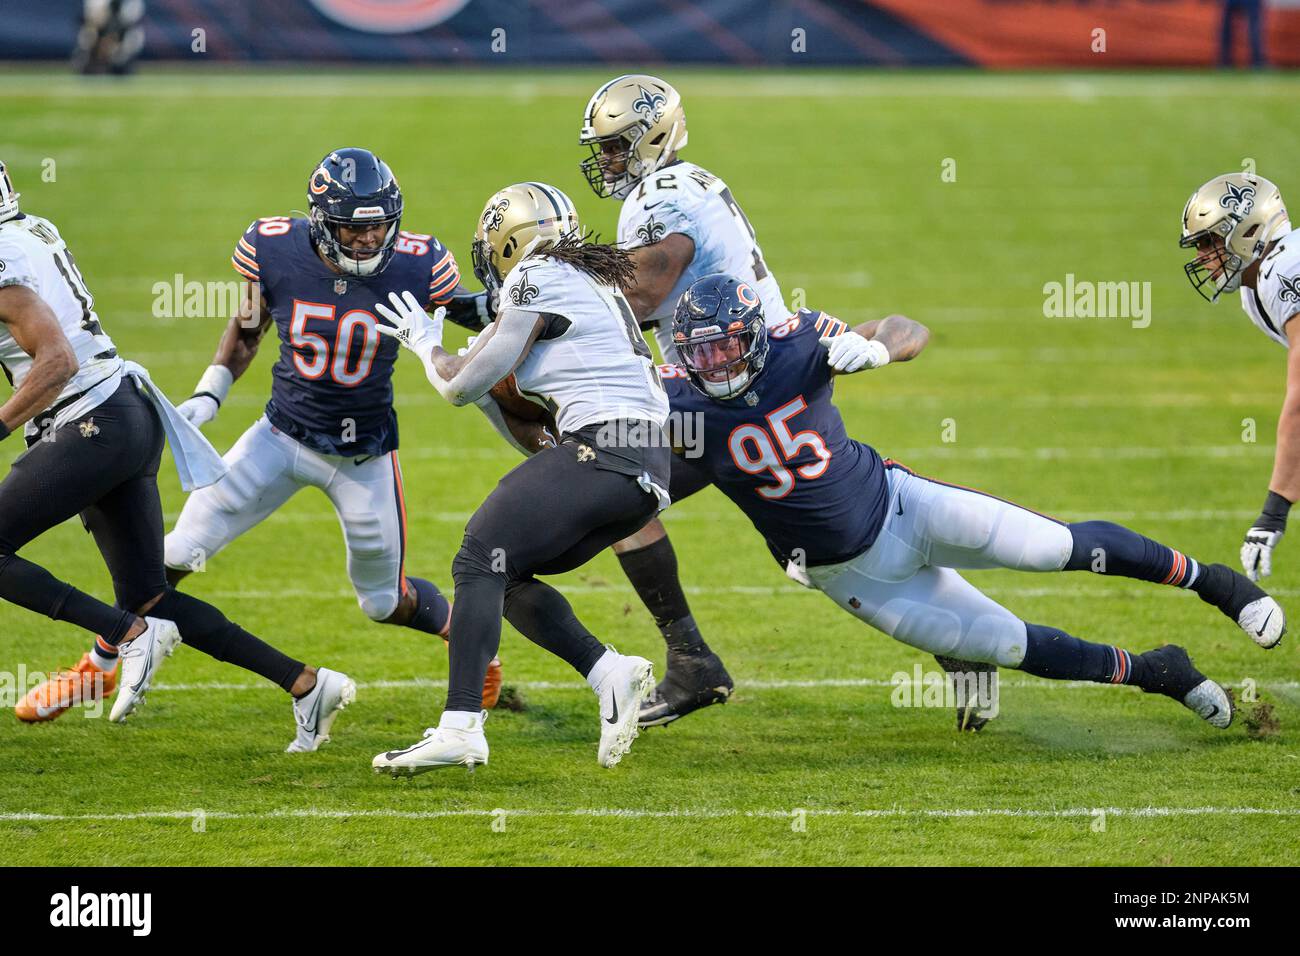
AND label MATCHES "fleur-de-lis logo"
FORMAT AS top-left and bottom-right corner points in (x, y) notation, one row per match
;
(79, 418), (99, 438)
(576, 444), (596, 462)
(482, 199), (509, 233)
(631, 85), (667, 121)
(509, 272), (540, 306)
(1279, 274), (1300, 304)
(1220, 181), (1256, 217)
(635, 216), (666, 245)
